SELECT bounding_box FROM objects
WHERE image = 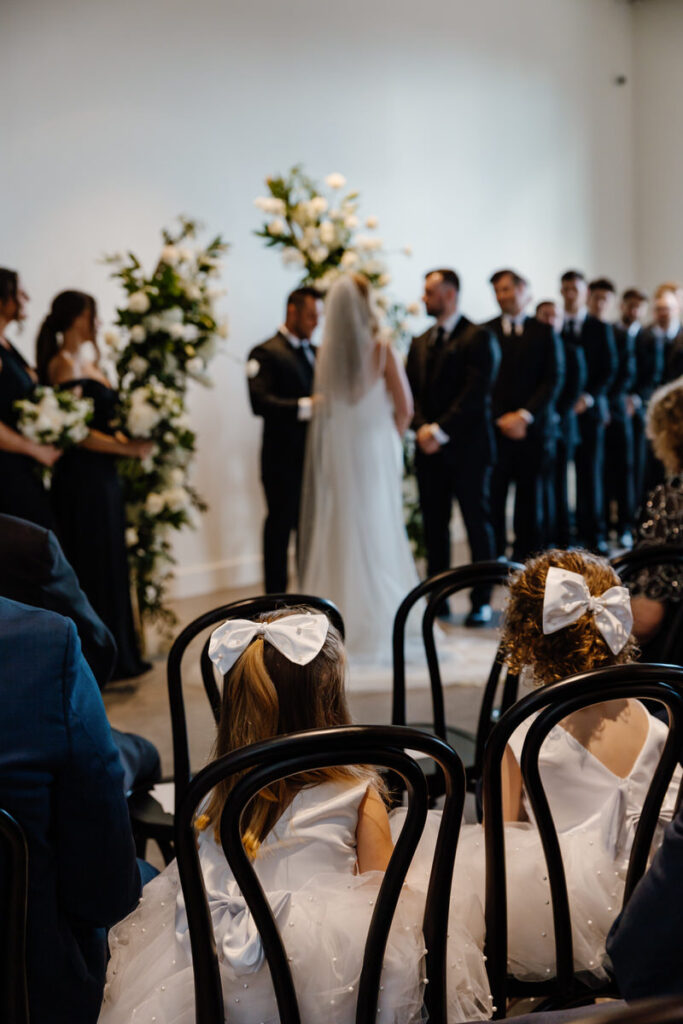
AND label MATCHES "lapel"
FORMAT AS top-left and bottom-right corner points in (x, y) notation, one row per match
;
(276, 331), (314, 390)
